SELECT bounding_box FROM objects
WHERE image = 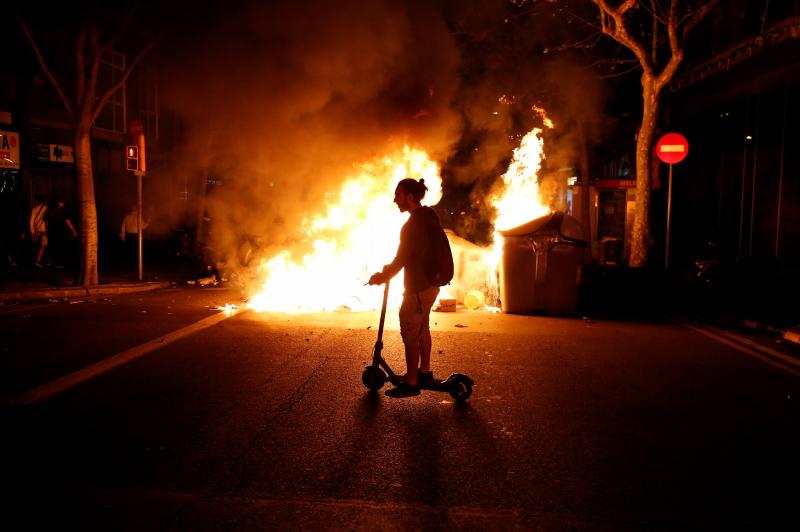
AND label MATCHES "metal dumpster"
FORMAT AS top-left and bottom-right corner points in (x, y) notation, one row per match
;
(498, 212), (588, 315)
